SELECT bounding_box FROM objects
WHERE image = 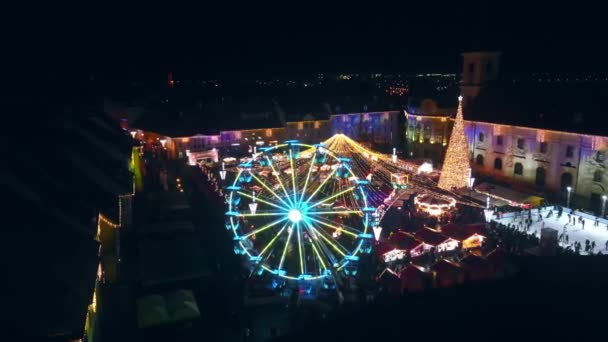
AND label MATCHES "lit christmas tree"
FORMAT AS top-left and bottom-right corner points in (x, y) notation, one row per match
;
(438, 96), (470, 190)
